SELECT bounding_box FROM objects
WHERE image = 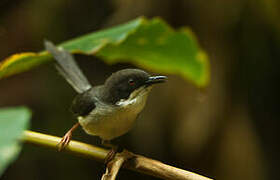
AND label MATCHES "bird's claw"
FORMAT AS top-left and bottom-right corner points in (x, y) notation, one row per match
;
(57, 132), (72, 151)
(104, 148), (117, 165)
(104, 146), (124, 165)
